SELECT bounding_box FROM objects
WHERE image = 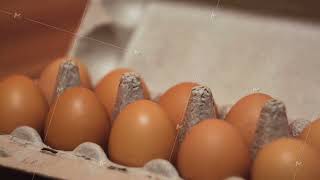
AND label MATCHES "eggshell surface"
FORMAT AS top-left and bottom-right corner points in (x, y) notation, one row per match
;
(177, 120), (250, 180)
(252, 138), (320, 180)
(226, 93), (272, 146)
(44, 87), (109, 151)
(108, 100), (175, 167)
(0, 75), (48, 134)
(299, 119), (320, 152)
